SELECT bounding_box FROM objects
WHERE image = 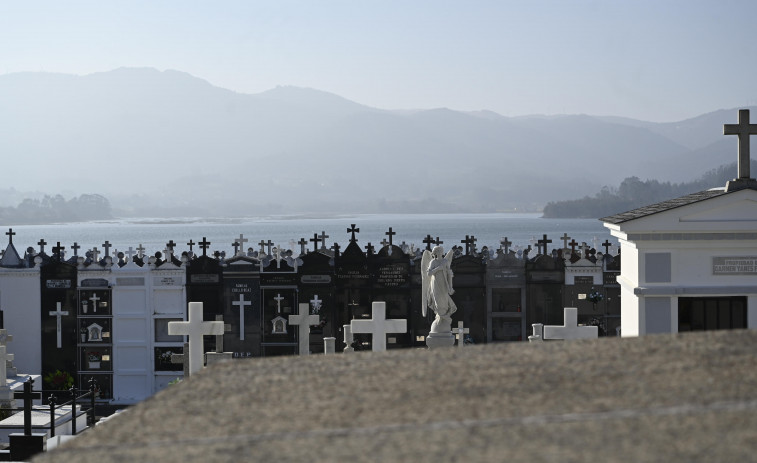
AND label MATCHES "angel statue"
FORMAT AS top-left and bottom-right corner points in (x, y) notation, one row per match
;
(421, 246), (457, 333)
